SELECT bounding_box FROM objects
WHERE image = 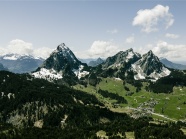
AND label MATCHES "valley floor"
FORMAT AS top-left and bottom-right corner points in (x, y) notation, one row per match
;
(74, 77), (186, 123)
